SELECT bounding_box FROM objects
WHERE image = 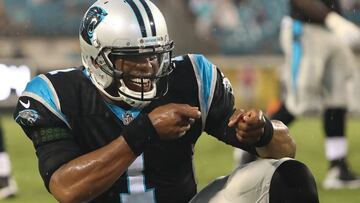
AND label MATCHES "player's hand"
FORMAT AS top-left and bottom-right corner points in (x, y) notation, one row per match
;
(148, 103), (201, 139)
(325, 12), (360, 48)
(228, 109), (266, 144)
